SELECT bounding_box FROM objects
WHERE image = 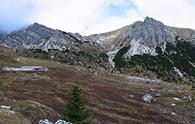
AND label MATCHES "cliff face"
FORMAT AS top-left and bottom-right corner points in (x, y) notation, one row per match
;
(88, 17), (195, 57)
(0, 23), (101, 52)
